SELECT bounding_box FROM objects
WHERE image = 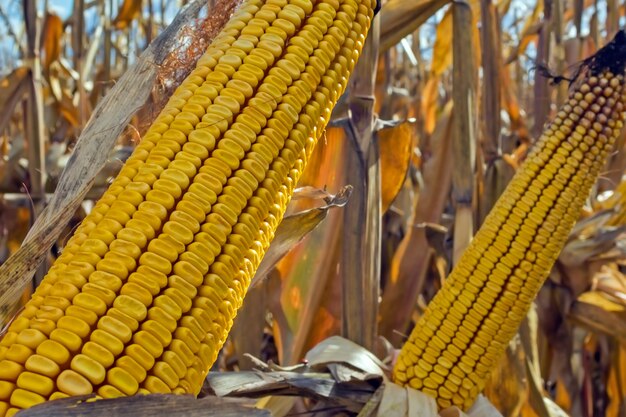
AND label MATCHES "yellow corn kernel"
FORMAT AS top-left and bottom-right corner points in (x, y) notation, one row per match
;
(0, 0), (376, 413)
(394, 34), (626, 410)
